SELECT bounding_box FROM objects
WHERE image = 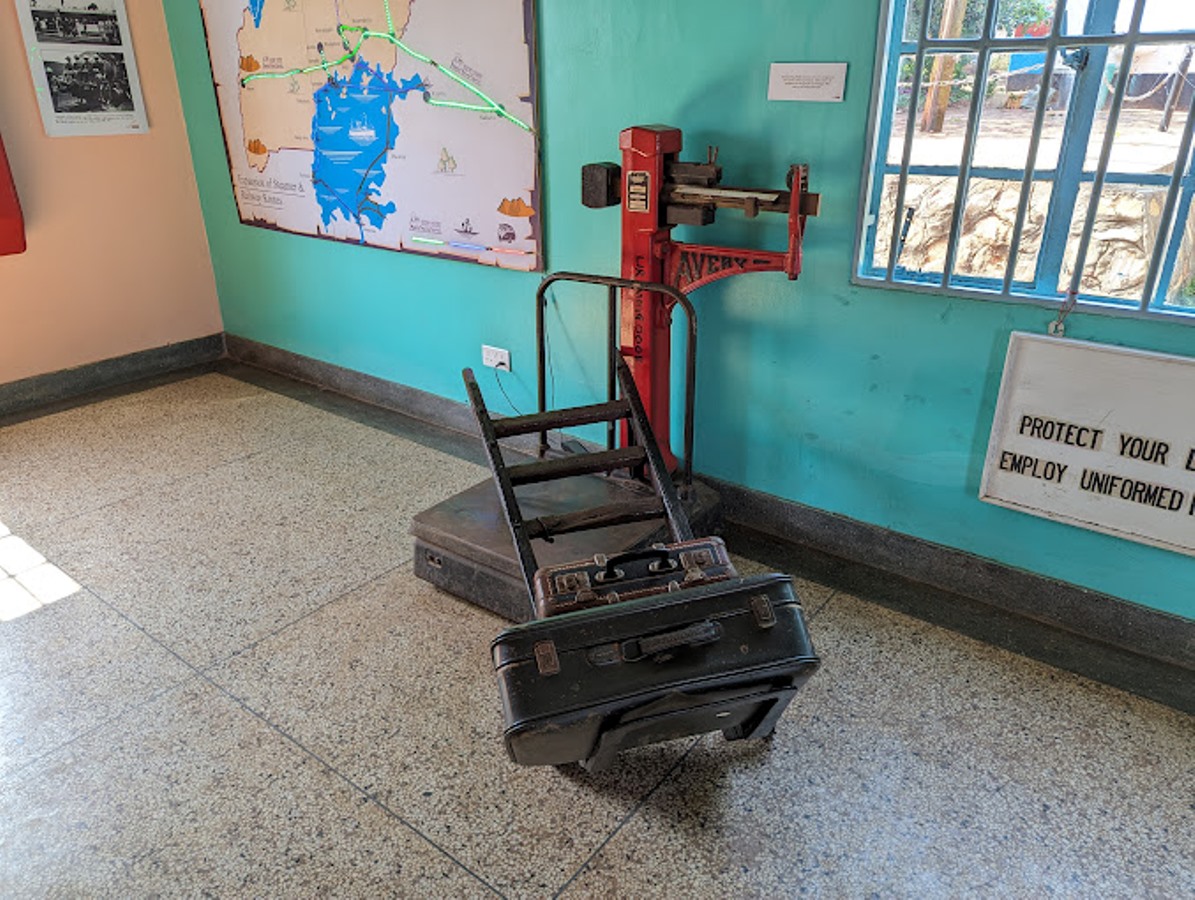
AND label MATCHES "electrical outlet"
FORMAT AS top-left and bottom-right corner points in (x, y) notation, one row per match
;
(482, 344), (511, 371)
